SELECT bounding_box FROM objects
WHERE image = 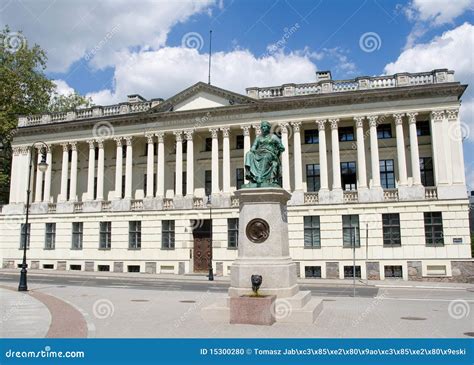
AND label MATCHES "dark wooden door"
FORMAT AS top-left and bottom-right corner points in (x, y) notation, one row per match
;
(193, 237), (211, 272)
